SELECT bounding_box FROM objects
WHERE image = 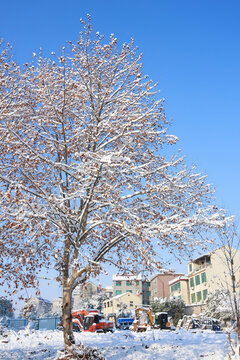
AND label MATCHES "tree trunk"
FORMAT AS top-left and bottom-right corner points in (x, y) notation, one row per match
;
(62, 284), (75, 352)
